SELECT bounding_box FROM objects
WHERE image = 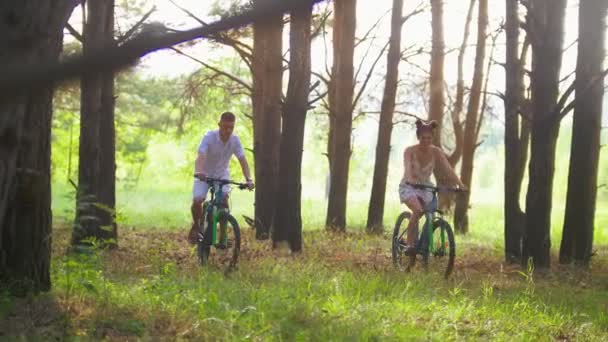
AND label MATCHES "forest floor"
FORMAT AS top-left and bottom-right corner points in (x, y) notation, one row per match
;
(1, 223), (607, 341)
